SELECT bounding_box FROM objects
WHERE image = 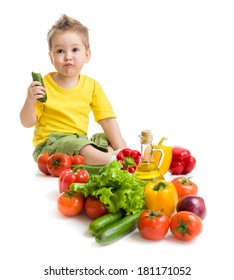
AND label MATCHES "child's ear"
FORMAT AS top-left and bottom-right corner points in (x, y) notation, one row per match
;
(85, 49), (91, 63)
(49, 52), (54, 65)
